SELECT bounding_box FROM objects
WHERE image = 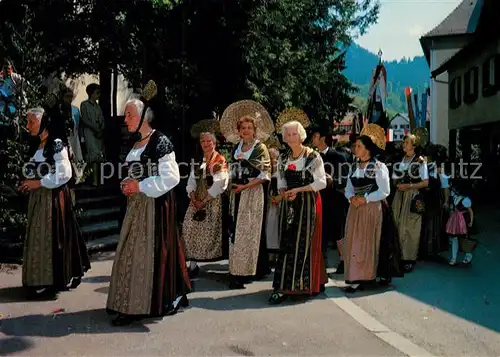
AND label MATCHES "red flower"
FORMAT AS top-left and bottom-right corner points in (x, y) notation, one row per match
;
(287, 163), (296, 171)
